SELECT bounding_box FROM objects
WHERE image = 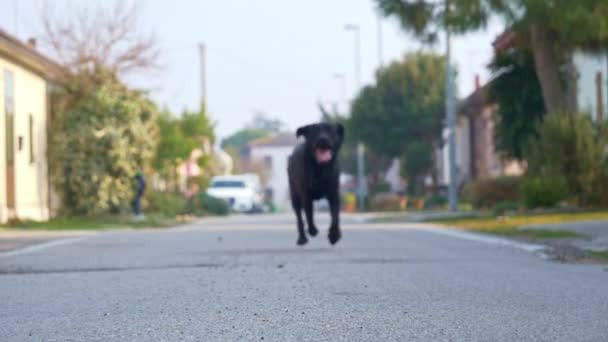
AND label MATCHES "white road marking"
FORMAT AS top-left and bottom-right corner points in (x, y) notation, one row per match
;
(0, 237), (88, 258)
